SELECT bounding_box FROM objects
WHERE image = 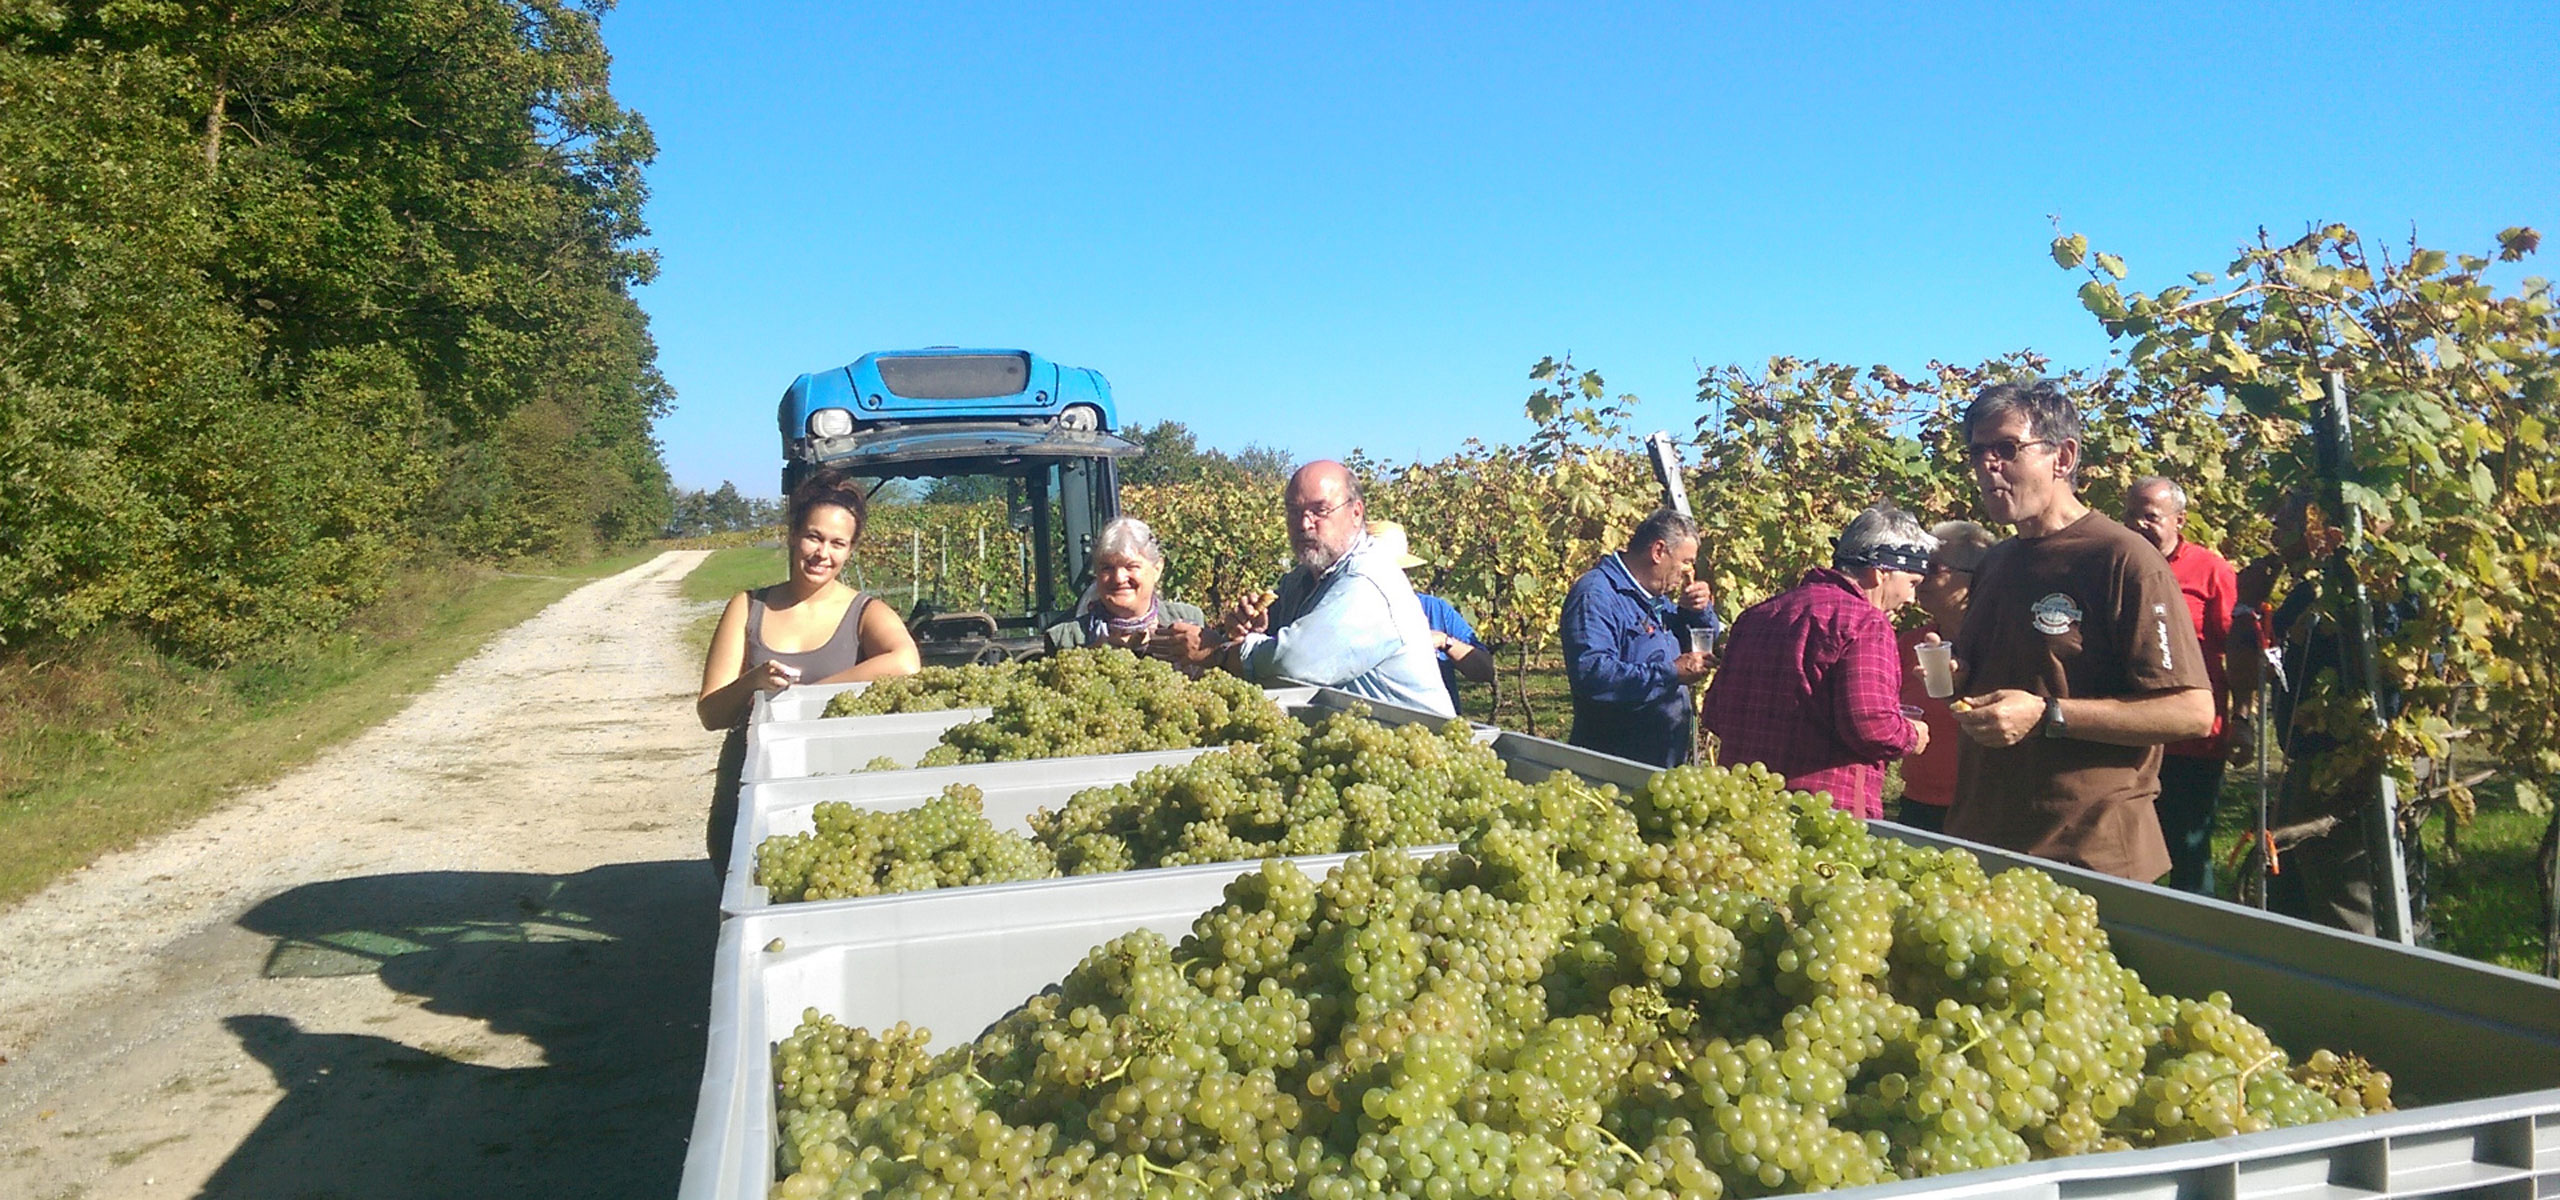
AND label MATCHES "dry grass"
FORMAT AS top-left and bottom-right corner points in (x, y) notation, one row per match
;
(0, 550), (656, 906)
